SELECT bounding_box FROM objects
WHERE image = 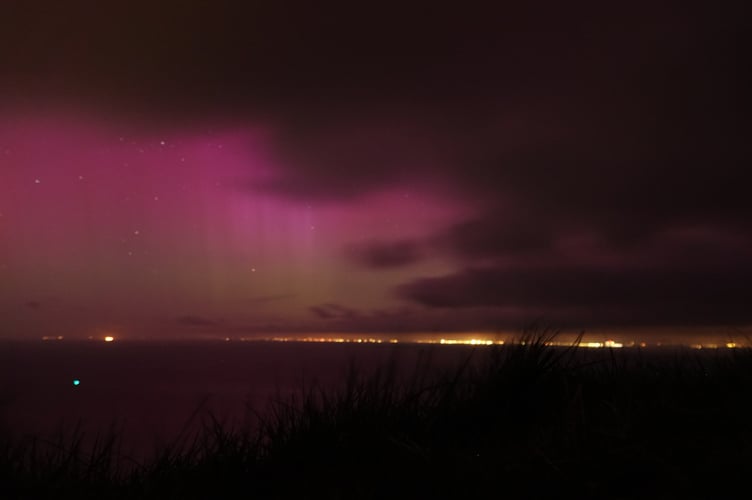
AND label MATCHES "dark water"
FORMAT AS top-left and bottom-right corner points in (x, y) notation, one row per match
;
(0, 340), (739, 459)
(0, 341), (471, 455)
